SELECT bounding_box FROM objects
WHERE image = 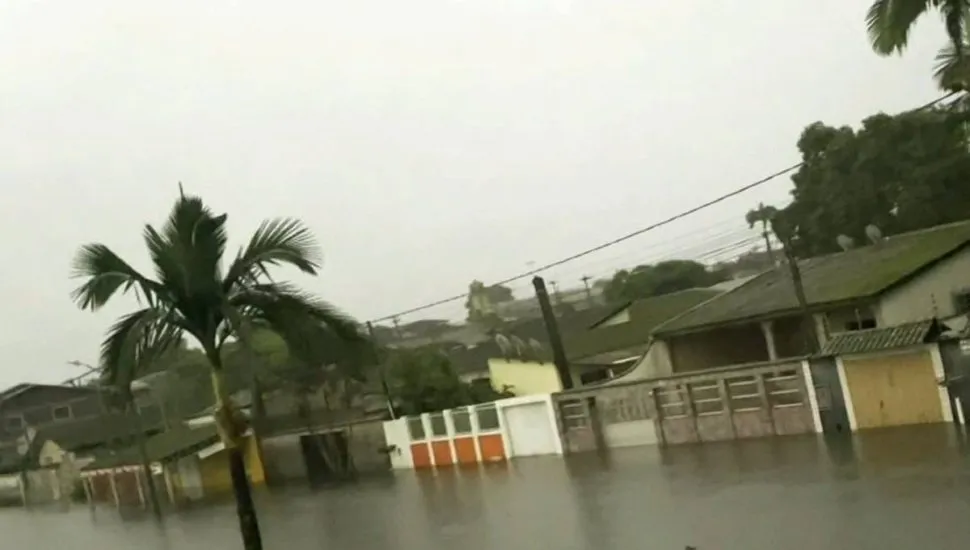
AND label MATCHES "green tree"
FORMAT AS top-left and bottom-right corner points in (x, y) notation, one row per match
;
(70, 192), (366, 550)
(263, 326), (372, 480)
(778, 108), (970, 257)
(602, 260), (726, 304)
(386, 348), (510, 415)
